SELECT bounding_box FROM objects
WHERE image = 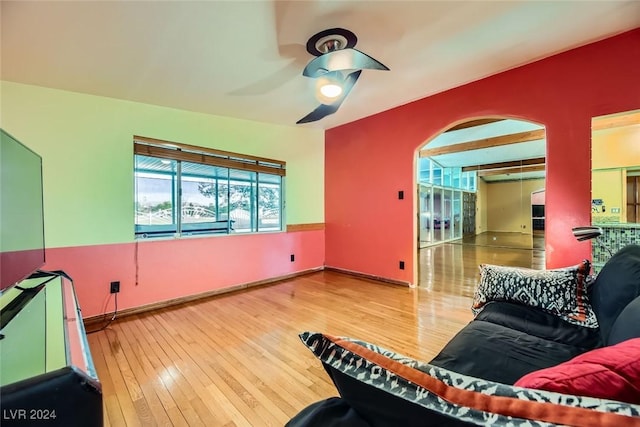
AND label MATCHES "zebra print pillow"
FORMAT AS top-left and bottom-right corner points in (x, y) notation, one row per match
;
(472, 260), (597, 328)
(299, 332), (640, 426)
